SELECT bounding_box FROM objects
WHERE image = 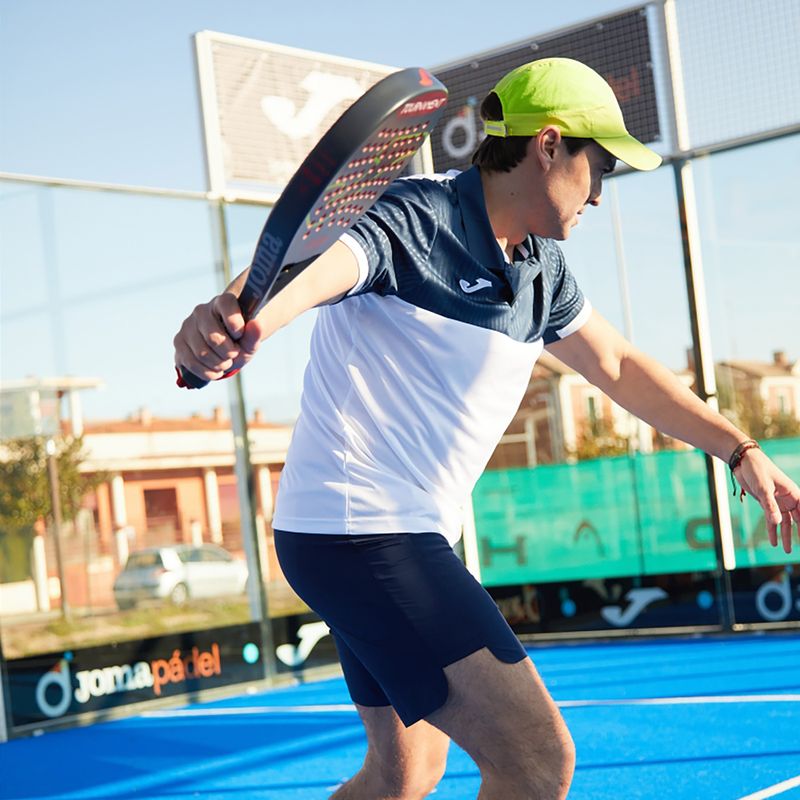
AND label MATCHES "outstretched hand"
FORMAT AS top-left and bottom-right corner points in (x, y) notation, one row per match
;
(734, 448), (800, 554)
